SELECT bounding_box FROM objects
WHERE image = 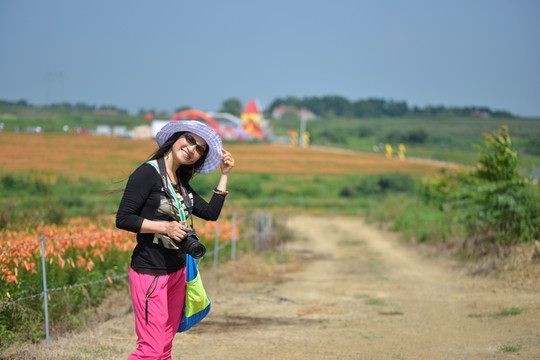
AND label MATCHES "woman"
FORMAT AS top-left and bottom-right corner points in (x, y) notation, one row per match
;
(116, 120), (234, 360)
